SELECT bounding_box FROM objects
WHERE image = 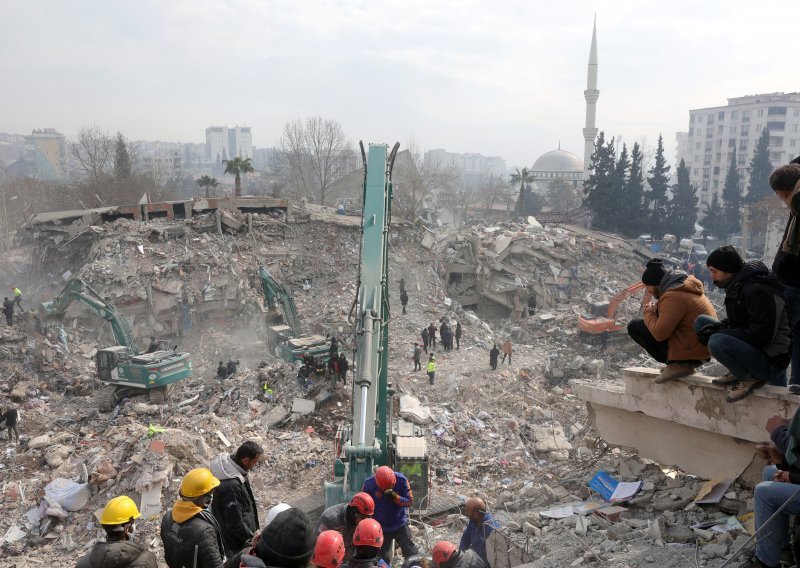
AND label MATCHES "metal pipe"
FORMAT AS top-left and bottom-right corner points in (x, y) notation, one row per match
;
(359, 384), (369, 446)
